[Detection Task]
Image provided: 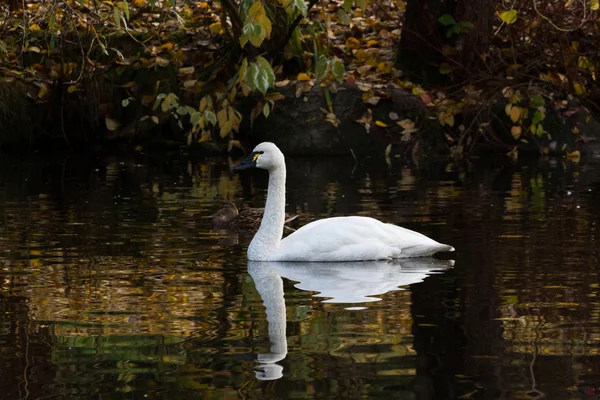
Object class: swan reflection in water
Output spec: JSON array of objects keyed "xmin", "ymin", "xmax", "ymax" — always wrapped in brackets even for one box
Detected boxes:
[{"xmin": 248, "ymin": 258, "xmax": 454, "ymax": 380}]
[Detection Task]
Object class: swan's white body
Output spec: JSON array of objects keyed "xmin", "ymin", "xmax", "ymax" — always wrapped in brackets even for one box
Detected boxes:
[{"xmin": 234, "ymin": 142, "xmax": 454, "ymax": 262}]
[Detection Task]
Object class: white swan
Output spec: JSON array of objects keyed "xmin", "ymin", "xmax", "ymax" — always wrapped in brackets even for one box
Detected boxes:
[{"xmin": 232, "ymin": 142, "xmax": 454, "ymax": 262}]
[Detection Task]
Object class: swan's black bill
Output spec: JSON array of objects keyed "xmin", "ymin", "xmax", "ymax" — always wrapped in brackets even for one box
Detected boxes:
[{"xmin": 231, "ymin": 151, "xmax": 260, "ymax": 171}]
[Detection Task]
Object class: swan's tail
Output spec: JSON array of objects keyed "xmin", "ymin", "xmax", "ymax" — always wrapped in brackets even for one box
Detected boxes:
[{"xmin": 400, "ymin": 243, "xmax": 455, "ymax": 257}]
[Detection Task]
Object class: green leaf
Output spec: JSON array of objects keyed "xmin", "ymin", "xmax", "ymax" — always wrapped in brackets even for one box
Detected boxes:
[
  {"xmin": 315, "ymin": 58, "xmax": 328, "ymax": 81},
  {"xmin": 113, "ymin": 7, "xmax": 121, "ymax": 30},
  {"xmin": 536, "ymin": 123, "xmax": 544, "ymax": 136},
  {"xmin": 530, "ymin": 94, "xmax": 545, "ymax": 108},
  {"xmin": 355, "ymin": 0, "xmax": 367, "ymax": 10},
  {"xmin": 263, "ymin": 103, "xmax": 270, "ymax": 118},
  {"xmin": 331, "ymin": 59, "xmax": 344, "ymax": 81},
  {"xmin": 294, "ymin": 0, "xmax": 308, "ymax": 16},
  {"xmin": 439, "ymin": 62, "xmax": 452, "ymax": 74},
  {"xmin": 255, "ymin": 67, "xmax": 271, "ymax": 94},
  {"xmin": 240, "ymin": 23, "xmax": 264, "ymax": 48},
  {"xmin": 190, "ymin": 112, "xmax": 201, "ymax": 126},
  {"xmin": 343, "ymin": 0, "xmax": 353, "ymax": 11},
  {"xmin": 439, "ymin": 14, "xmax": 456, "ymax": 26},
  {"xmin": 122, "ymin": 98, "xmax": 130, "ymax": 107},
  {"xmin": 123, "ymin": 0, "xmax": 130, "ymax": 20},
  {"xmin": 176, "ymin": 106, "xmax": 187, "ymax": 115},
  {"xmin": 205, "ymin": 110, "xmax": 217, "ymax": 125},
  {"xmin": 255, "ymin": 56, "xmax": 275, "ymax": 88},
  {"xmin": 247, "ymin": 62, "xmax": 260, "ymax": 91},
  {"xmin": 499, "ymin": 10, "xmax": 517, "ymax": 24}
]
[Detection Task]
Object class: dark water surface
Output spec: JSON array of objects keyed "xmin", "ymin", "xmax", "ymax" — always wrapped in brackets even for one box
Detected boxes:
[{"xmin": 0, "ymin": 151, "xmax": 599, "ymax": 399}]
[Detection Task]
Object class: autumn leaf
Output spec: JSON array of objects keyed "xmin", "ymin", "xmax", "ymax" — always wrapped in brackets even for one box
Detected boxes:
[
  {"xmin": 297, "ymin": 73, "xmax": 311, "ymax": 81},
  {"xmin": 375, "ymin": 120, "xmax": 388, "ymax": 127},
  {"xmin": 566, "ymin": 150, "xmax": 580, "ymax": 162},
  {"xmin": 209, "ymin": 22, "xmax": 222, "ymax": 34},
  {"xmin": 377, "ymin": 62, "xmax": 392, "ymax": 74},
  {"xmin": 511, "ymin": 125, "xmax": 522, "ymax": 139},
  {"xmin": 345, "ymin": 37, "xmax": 361, "ymax": 49},
  {"xmin": 439, "ymin": 63, "xmax": 452, "ymax": 74},
  {"xmin": 105, "ymin": 117, "xmax": 120, "ymax": 131},
  {"xmin": 499, "ymin": 9, "xmax": 517, "ymax": 24},
  {"xmin": 509, "ymin": 106, "xmax": 520, "ymax": 123}
]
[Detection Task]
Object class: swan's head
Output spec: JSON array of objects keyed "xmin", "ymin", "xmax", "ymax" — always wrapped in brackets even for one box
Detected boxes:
[{"xmin": 231, "ymin": 142, "xmax": 284, "ymax": 172}]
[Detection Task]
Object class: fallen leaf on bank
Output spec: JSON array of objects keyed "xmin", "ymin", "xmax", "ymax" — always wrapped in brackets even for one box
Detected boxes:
[{"xmin": 105, "ymin": 117, "xmax": 120, "ymax": 131}]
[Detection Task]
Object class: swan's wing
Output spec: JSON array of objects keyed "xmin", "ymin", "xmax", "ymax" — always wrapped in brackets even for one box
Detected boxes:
[{"xmin": 273, "ymin": 216, "xmax": 452, "ymax": 261}]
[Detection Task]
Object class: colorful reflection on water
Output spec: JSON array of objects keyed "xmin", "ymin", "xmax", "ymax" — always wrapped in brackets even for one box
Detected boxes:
[{"xmin": 0, "ymin": 151, "xmax": 599, "ymax": 399}]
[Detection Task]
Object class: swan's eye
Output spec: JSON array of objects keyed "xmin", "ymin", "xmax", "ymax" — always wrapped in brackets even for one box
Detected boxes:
[{"xmin": 252, "ymin": 151, "xmax": 263, "ymax": 162}]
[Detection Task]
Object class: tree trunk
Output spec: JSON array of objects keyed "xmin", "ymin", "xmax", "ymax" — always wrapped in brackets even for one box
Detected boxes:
[
  {"xmin": 397, "ymin": 0, "xmax": 497, "ymax": 83},
  {"xmin": 455, "ymin": 0, "xmax": 496, "ymax": 70}
]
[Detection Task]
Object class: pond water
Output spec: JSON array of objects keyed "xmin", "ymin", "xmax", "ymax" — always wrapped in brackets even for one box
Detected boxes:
[{"xmin": 0, "ymin": 150, "xmax": 599, "ymax": 399}]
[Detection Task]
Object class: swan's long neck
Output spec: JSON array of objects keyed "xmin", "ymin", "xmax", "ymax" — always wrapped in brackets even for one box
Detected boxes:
[{"xmin": 248, "ymin": 164, "xmax": 286, "ymax": 260}]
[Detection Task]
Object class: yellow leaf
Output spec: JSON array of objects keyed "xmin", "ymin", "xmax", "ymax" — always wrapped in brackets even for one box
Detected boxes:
[
  {"xmin": 354, "ymin": 49, "xmax": 368, "ymax": 62},
  {"xmin": 566, "ymin": 150, "xmax": 580, "ymax": 162},
  {"xmin": 367, "ymin": 39, "xmax": 379, "ymax": 47},
  {"xmin": 573, "ymin": 82, "xmax": 585, "ymax": 95},
  {"xmin": 179, "ymin": 66, "xmax": 195, "ymax": 75},
  {"xmin": 257, "ymin": 14, "xmax": 272, "ymax": 39},
  {"xmin": 505, "ymin": 103, "xmax": 512, "ymax": 116},
  {"xmin": 105, "ymin": 117, "xmax": 120, "ymax": 131},
  {"xmin": 37, "ymin": 84, "xmax": 50, "ymax": 100},
  {"xmin": 438, "ymin": 112, "xmax": 454, "ymax": 127},
  {"xmin": 29, "ymin": 24, "xmax": 41, "ymax": 32},
  {"xmin": 377, "ymin": 62, "xmax": 392, "ymax": 74},
  {"xmin": 220, "ymin": 120, "xmax": 233, "ymax": 138},
  {"xmin": 439, "ymin": 62, "xmax": 452, "ymax": 74},
  {"xmin": 591, "ymin": 0, "xmax": 599, "ymax": 10},
  {"xmin": 397, "ymin": 119, "xmax": 414, "ymax": 130},
  {"xmin": 209, "ymin": 22, "xmax": 222, "ymax": 34},
  {"xmin": 511, "ymin": 125, "xmax": 522, "ymax": 139},
  {"xmin": 297, "ymin": 73, "xmax": 311, "ymax": 81},
  {"xmin": 67, "ymin": 85, "xmax": 77, "ymax": 94},
  {"xmin": 498, "ymin": 9, "xmax": 517, "ymax": 24},
  {"xmin": 141, "ymin": 95, "xmax": 154, "ymax": 106},
  {"xmin": 345, "ymin": 37, "xmax": 361, "ymax": 50},
  {"xmin": 509, "ymin": 106, "xmax": 520, "ymax": 123},
  {"xmin": 217, "ymin": 108, "xmax": 228, "ymax": 127},
  {"xmin": 412, "ymin": 86, "xmax": 425, "ymax": 96},
  {"xmin": 375, "ymin": 120, "xmax": 388, "ymax": 127}
]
